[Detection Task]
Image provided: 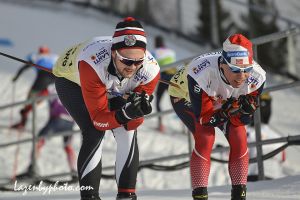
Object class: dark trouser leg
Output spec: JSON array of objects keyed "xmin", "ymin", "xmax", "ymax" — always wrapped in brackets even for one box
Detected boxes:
[
  {"xmin": 22, "ymin": 72, "xmax": 54, "ymax": 122},
  {"xmin": 155, "ymin": 73, "xmax": 173, "ymax": 129},
  {"xmin": 113, "ymin": 127, "xmax": 139, "ymax": 199},
  {"xmin": 55, "ymin": 77, "xmax": 104, "ymax": 199},
  {"xmin": 170, "ymin": 96, "xmax": 196, "ymax": 133},
  {"xmin": 155, "ymin": 82, "xmax": 166, "ymax": 127}
]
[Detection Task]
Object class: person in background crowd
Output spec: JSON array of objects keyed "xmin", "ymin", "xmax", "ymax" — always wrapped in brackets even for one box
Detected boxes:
[
  {"xmin": 17, "ymin": 84, "xmax": 76, "ymax": 181},
  {"xmin": 11, "ymin": 46, "xmax": 58, "ymax": 129},
  {"xmin": 152, "ymin": 35, "xmax": 176, "ymax": 132}
]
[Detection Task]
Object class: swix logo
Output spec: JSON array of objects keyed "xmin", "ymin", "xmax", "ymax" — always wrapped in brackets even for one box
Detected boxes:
[
  {"xmin": 209, "ymin": 116, "xmax": 216, "ymax": 124},
  {"xmin": 93, "ymin": 121, "xmax": 109, "ymax": 128},
  {"xmin": 193, "ymin": 84, "xmax": 201, "ymax": 94}
]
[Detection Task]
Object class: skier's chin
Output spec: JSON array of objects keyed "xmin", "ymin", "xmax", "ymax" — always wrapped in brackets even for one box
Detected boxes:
[
  {"xmin": 231, "ymin": 80, "xmax": 244, "ymax": 88},
  {"xmin": 121, "ymin": 70, "xmax": 135, "ymax": 78}
]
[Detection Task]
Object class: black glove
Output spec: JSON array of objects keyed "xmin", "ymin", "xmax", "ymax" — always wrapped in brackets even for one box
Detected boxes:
[
  {"xmin": 238, "ymin": 95, "xmax": 259, "ymax": 115},
  {"xmin": 109, "ymin": 96, "xmax": 127, "ymax": 111},
  {"xmin": 220, "ymin": 97, "xmax": 240, "ymax": 118},
  {"xmin": 140, "ymin": 91, "xmax": 153, "ymax": 115},
  {"xmin": 115, "ymin": 92, "xmax": 144, "ymax": 125},
  {"xmin": 204, "ymin": 97, "xmax": 239, "ymax": 126}
]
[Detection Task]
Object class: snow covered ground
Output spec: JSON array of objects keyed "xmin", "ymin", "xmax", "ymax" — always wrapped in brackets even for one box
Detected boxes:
[
  {"xmin": 0, "ymin": 0, "xmax": 300, "ymax": 199},
  {"xmin": 1, "ymin": 175, "xmax": 300, "ymax": 200}
]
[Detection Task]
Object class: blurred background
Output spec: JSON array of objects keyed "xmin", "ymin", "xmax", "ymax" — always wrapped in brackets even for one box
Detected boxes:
[{"xmin": 0, "ymin": 0, "xmax": 300, "ymax": 197}]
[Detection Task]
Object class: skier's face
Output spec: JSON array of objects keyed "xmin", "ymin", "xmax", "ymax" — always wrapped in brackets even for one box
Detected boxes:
[
  {"xmin": 112, "ymin": 49, "xmax": 145, "ymax": 78},
  {"xmin": 221, "ymin": 63, "xmax": 251, "ymax": 88}
]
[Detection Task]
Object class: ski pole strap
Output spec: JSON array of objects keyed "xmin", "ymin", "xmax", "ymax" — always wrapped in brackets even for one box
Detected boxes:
[{"xmin": 0, "ymin": 51, "xmax": 52, "ymax": 73}]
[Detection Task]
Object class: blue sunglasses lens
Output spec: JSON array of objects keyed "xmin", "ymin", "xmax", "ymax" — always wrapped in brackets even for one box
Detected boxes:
[
  {"xmin": 229, "ymin": 65, "xmax": 253, "ymax": 73},
  {"xmin": 223, "ymin": 56, "xmax": 253, "ymax": 73}
]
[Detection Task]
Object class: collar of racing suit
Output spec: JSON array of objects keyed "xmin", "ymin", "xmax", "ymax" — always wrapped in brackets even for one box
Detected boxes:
[
  {"xmin": 108, "ymin": 57, "xmax": 123, "ymax": 81},
  {"xmin": 218, "ymin": 56, "xmax": 230, "ymax": 85}
]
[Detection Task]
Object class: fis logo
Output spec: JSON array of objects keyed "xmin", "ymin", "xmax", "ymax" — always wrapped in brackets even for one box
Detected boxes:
[
  {"xmin": 193, "ymin": 59, "xmax": 210, "ymax": 74},
  {"xmin": 134, "ymin": 72, "xmax": 148, "ymax": 83},
  {"xmin": 246, "ymin": 76, "xmax": 259, "ymax": 86}
]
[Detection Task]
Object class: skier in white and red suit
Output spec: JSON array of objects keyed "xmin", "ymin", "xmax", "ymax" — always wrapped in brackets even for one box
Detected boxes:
[
  {"xmin": 53, "ymin": 17, "xmax": 160, "ymax": 200},
  {"xmin": 168, "ymin": 34, "xmax": 266, "ymax": 200}
]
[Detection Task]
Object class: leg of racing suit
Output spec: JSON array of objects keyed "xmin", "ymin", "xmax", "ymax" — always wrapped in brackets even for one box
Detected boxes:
[{"xmin": 55, "ymin": 77, "xmax": 104, "ymax": 199}]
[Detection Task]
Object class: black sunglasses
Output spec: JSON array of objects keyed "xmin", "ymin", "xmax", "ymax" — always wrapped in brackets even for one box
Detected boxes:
[{"xmin": 116, "ymin": 50, "xmax": 145, "ymax": 66}]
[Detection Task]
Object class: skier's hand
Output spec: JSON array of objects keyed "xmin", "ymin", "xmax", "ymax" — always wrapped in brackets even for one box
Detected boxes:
[
  {"xmin": 203, "ymin": 98, "xmax": 239, "ymax": 126},
  {"xmin": 140, "ymin": 91, "xmax": 153, "ymax": 115},
  {"xmin": 115, "ymin": 92, "xmax": 144, "ymax": 124},
  {"xmin": 109, "ymin": 96, "xmax": 126, "ymax": 111},
  {"xmin": 238, "ymin": 95, "xmax": 259, "ymax": 115},
  {"xmin": 220, "ymin": 97, "xmax": 240, "ymax": 118}
]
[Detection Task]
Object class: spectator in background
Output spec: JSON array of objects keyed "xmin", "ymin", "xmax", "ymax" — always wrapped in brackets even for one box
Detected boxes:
[
  {"xmin": 152, "ymin": 35, "xmax": 176, "ymax": 132},
  {"xmin": 17, "ymin": 84, "xmax": 76, "ymax": 180},
  {"xmin": 11, "ymin": 46, "xmax": 58, "ymax": 129}
]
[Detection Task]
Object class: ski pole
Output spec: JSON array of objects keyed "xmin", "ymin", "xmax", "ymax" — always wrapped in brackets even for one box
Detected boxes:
[
  {"xmin": 11, "ymin": 129, "xmax": 22, "ymax": 181},
  {"xmin": 0, "ymin": 51, "xmax": 180, "ymax": 88},
  {"xmin": 10, "ymin": 82, "xmax": 21, "ymax": 181},
  {"xmin": 0, "ymin": 51, "xmax": 52, "ymax": 73},
  {"xmin": 9, "ymin": 83, "xmax": 16, "ymax": 129},
  {"xmin": 158, "ymin": 79, "xmax": 180, "ymax": 89}
]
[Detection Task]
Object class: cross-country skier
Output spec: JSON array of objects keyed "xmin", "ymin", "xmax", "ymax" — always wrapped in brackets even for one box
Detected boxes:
[
  {"xmin": 152, "ymin": 35, "xmax": 176, "ymax": 132},
  {"xmin": 11, "ymin": 46, "xmax": 58, "ymax": 129},
  {"xmin": 168, "ymin": 34, "xmax": 266, "ymax": 200},
  {"xmin": 53, "ymin": 17, "xmax": 160, "ymax": 200},
  {"xmin": 17, "ymin": 84, "xmax": 76, "ymax": 180}
]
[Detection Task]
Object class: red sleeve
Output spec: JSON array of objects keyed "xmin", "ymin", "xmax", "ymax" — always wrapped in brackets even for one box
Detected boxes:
[
  {"xmin": 133, "ymin": 73, "xmax": 160, "ymax": 95},
  {"xmin": 198, "ymin": 91, "xmax": 217, "ymax": 124},
  {"xmin": 79, "ymin": 61, "xmax": 121, "ymax": 131}
]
